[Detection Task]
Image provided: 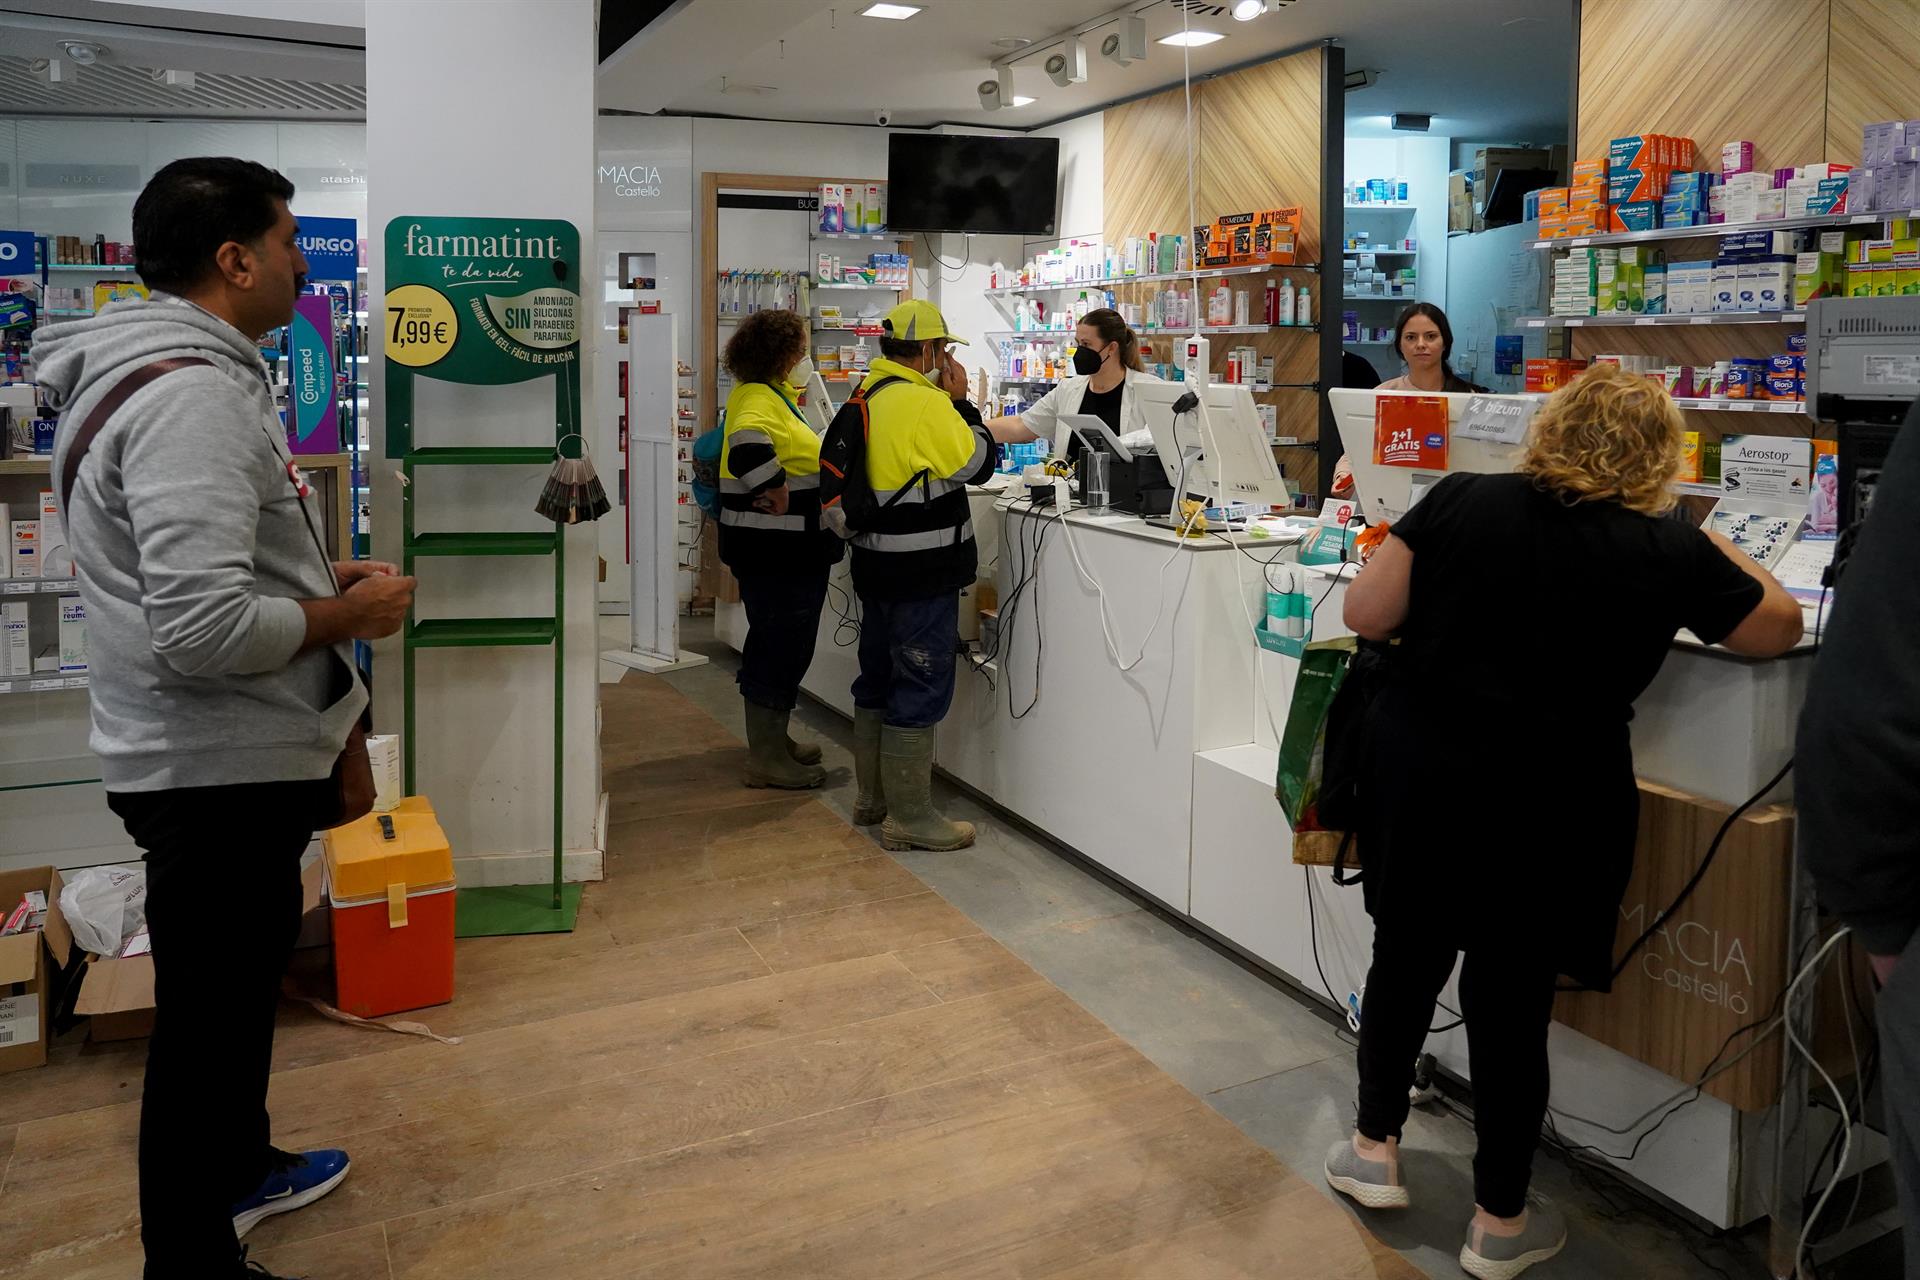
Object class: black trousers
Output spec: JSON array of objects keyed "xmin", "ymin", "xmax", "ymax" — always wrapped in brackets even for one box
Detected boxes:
[
  {"xmin": 736, "ymin": 567, "xmax": 830, "ymax": 712},
  {"xmin": 1353, "ymin": 926, "xmax": 1559, "ymax": 1218},
  {"xmin": 108, "ymin": 777, "xmax": 328, "ymax": 1277}
]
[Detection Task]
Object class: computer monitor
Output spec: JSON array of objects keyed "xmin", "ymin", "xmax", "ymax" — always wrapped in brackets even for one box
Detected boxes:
[
  {"xmin": 1136, "ymin": 380, "xmax": 1291, "ymax": 511},
  {"xmin": 1327, "ymin": 388, "xmax": 1538, "ymax": 524}
]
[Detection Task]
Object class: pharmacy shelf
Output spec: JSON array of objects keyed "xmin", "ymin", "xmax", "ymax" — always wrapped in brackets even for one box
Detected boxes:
[
  {"xmin": 0, "ymin": 673, "xmax": 87, "ymax": 696},
  {"xmin": 1672, "ymin": 398, "xmax": 1807, "ymax": 414},
  {"xmin": 1676, "ymin": 482, "xmax": 1724, "ymax": 498},
  {"xmin": 43, "ymin": 263, "xmax": 137, "ymax": 272},
  {"xmin": 811, "ymin": 231, "xmax": 904, "ymax": 242},
  {"xmin": 815, "ymin": 326, "xmax": 884, "ymax": 335},
  {"xmin": 1343, "ymin": 248, "xmax": 1417, "ymax": 256},
  {"xmin": 814, "ymin": 281, "xmax": 905, "ymax": 290},
  {"xmin": 1346, "ymin": 204, "xmax": 1418, "ymax": 212},
  {"xmin": 0, "ymin": 459, "xmax": 51, "ymax": 476},
  {"xmin": 982, "ymin": 324, "xmax": 1318, "ymax": 339},
  {"xmin": 1521, "ymin": 312, "xmax": 1806, "ymax": 328},
  {"xmin": 1343, "ymin": 294, "xmax": 1414, "ymax": 302},
  {"xmin": 1, "ymin": 579, "xmax": 81, "ymax": 596},
  {"xmin": 1530, "ymin": 207, "xmax": 1920, "ymax": 251},
  {"xmin": 43, "ymin": 308, "xmax": 94, "ymax": 316},
  {"xmin": 984, "ymin": 261, "xmax": 1319, "ymax": 298}
]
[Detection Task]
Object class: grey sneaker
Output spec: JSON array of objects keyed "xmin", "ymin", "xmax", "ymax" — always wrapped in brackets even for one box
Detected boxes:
[
  {"xmin": 1460, "ymin": 1195, "xmax": 1567, "ymax": 1280},
  {"xmin": 1324, "ymin": 1135, "xmax": 1409, "ymax": 1209}
]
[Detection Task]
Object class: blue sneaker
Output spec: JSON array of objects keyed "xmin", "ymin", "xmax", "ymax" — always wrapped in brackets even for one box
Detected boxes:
[{"xmin": 232, "ymin": 1147, "xmax": 350, "ymax": 1239}]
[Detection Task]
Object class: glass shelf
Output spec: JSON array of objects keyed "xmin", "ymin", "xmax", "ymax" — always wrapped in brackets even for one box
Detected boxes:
[
  {"xmin": 984, "ymin": 261, "xmax": 1319, "ymax": 298},
  {"xmin": 1522, "ymin": 312, "xmax": 1806, "ymax": 328},
  {"xmin": 0, "ymin": 752, "xmax": 102, "ymax": 792},
  {"xmin": 1530, "ymin": 207, "xmax": 1920, "ymax": 252}
]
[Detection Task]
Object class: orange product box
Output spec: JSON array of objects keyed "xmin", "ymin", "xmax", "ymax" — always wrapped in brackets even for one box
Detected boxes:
[
  {"xmin": 1537, "ymin": 187, "xmax": 1570, "ymax": 216},
  {"xmin": 1214, "ymin": 211, "xmax": 1260, "ymax": 264},
  {"xmin": 1525, "ymin": 358, "xmax": 1590, "ymax": 394},
  {"xmin": 1538, "ymin": 212, "xmax": 1571, "ymax": 238},
  {"xmin": 1608, "ymin": 165, "xmax": 1672, "ymax": 204},
  {"xmin": 324, "ymin": 797, "xmax": 456, "ymax": 1018},
  {"xmin": 1255, "ymin": 206, "xmax": 1301, "ymax": 264},
  {"xmin": 1572, "ymin": 158, "xmax": 1606, "ymax": 182}
]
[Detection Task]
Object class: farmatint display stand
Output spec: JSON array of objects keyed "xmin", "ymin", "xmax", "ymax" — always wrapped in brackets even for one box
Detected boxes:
[{"xmin": 383, "ymin": 215, "xmax": 582, "ymax": 936}]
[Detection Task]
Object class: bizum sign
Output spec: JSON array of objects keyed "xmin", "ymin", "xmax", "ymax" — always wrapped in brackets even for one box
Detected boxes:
[{"xmin": 599, "ymin": 163, "xmax": 664, "ymax": 199}]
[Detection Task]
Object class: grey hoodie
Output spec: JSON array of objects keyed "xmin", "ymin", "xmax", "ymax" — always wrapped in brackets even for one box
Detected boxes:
[{"xmin": 36, "ymin": 294, "xmax": 366, "ymax": 792}]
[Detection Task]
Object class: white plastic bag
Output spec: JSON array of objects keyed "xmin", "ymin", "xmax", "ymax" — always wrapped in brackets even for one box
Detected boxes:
[{"xmin": 59, "ymin": 864, "xmax": 146, "ymax": 957}]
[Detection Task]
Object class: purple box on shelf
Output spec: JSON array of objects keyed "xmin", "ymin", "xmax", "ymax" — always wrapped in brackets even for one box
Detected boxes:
[{"xmin": 1773, "ymin": 167, "xmax": 1797, "ymax": 189}]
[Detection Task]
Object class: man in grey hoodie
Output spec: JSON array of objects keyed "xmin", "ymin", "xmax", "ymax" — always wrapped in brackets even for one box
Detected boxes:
[{"xmin": 37, "ymin": 157, "xmax": 414, "ymax": 1280}]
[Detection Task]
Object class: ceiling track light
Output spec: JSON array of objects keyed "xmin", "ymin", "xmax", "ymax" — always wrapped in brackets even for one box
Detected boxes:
[
  {"xmin": 60, "ymin": 40, "xmax": 105, "ymax": 65},
  {"xmin": 152, "ymin": 68, "xmax": 196, "ymax": 89},
  {"xmin": 1101, "ymin": 15, "xmax": 1147, "ymax": 67},
  {"xmin": 977, "ymin": 63, "xmax": 1013, "ymax": 111},
  {"xmin": 29, "ymin": 58, "xmax": 73, "ymax": 85},
  {"xmin": 1044, "ymin": 34, "xmax": 1088, "ymax": 88}
]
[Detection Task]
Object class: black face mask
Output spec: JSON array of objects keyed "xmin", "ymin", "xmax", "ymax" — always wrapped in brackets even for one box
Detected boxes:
[{"xmin": 1072, "ymin": 342, "xmax": 1107, "ymax": 376}]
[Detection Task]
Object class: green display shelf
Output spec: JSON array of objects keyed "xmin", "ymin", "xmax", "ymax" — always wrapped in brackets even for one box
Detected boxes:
[
  {"xmin": 406, "ymin": 617, "xmax": 558, "ymax": 647},
  {"xmin": 406, "ymin": 531, "xmax": 560, "ymax": 557},
  {"xmin": 406, "ymin": 445, "xmax": 554, "ymax": 466}
]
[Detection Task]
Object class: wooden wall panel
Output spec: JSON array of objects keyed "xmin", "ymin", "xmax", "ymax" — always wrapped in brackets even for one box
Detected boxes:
[
  {"xmin": 1826, "ymin": 0, "xmax": 1920, "ymax": 164},
  {"xmin": 1197, "ymin": 48, "xmax": 1323, "ymax": 262},
  {"xmin": 1101, "ymin": 88, "xmax": 1200, "ymax": 243},
  {"xmin": 1577, "ymin": 0, "xmax": 1827, "ymax": 171}
]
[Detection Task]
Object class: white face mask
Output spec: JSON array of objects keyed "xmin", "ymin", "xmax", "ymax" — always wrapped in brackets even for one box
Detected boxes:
[{"xmin": 787, "ymin": 356, "xmax": 814, "ymax": 386}]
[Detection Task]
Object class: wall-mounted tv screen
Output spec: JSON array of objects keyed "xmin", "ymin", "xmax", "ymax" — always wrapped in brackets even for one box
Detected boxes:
[{"xmin": 886, "ymin": 134, "xmax": 1059, "ymax": 237}]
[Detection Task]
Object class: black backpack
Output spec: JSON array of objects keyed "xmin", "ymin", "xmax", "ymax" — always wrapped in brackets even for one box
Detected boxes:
[{"xmin": 818, "ymin": 375, "xmax": 921, "ymax": 539}]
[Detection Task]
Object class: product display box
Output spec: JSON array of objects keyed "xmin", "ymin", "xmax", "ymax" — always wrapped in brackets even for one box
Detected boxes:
[
  {"xmin": 0, "ymin": 867, "xmax": 70, "ymax": 1073},
  {"xmin": 1721, "ymin": 435, "xmax": 1812, "ymax": 500}
]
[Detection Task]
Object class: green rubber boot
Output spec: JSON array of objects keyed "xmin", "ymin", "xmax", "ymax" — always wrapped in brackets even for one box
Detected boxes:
[
  {"xmin": 742, "ymin": 702, "xmax": 826, "ymax": 790},
  {"xmin": 878, "ymin": 725, "xmax": 974, "ymax": 852},
  {"xmin": 787, "ymin": 733, "xmax": 824, "ymax": 766},
  {"xmin": 851, "ymin": 708, "xmax": 887, "ymax": 826}
]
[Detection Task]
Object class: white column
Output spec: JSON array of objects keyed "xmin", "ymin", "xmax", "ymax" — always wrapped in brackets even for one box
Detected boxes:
[{"xmin": 365, "ymin": 0, "xmax": 602, "ymax": 880}]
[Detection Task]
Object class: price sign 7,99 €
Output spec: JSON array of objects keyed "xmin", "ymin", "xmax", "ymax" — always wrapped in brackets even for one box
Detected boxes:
[{"xmin": 383, "ymin": 284, "xmax": 458, "ymax": 368}]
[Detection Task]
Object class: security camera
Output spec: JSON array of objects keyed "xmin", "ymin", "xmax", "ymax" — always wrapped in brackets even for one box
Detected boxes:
[
  {"xmin": 875, "ymin": 108, "xmax": 894, "ymax": 126},
  {"xmin": 1045, "ymin": 35, "xmax": 1088, "ymax": 88}
]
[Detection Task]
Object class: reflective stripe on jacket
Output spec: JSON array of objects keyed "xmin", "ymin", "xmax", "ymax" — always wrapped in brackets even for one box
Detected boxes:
[{"xmin": 718, "ymin": 380, "xmax": 842, "ymax": 575}]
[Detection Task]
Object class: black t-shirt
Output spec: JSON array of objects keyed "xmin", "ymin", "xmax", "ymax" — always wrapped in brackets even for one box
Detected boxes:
[
  {"xmin": 1065, "ymin": 379, "xmax": 1125, "ymax": 463},
  {"xmin": 1388, "ymin": 472, "xmax": 1766, "ymax": 724}
]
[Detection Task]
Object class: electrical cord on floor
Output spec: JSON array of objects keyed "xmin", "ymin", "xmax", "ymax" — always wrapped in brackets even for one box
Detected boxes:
[
  {"xmin": 1301, "ymin": 863, "xmax": 1461, "ymax": 1037},
  {"xmin": 1010, "ymin": 504, "xmax": 1058, "ymax": 719}
]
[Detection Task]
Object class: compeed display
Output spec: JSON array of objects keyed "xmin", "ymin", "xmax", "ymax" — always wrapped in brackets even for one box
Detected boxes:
[{"xmin": 886, "ymin": 134, "xmax": 1059, "ymax": 236}]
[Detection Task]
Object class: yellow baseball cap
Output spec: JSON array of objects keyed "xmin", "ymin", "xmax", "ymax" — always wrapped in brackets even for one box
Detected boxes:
[{"xmin": 881, "ymin": 298, "xmax": 969, "ymax": 346}]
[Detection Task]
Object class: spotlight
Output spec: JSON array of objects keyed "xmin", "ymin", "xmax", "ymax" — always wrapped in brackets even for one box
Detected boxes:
[
  {"xmin": 1390, "ymin": 113, "xmax": 1432, "ymax": 132},
  {"xmin": 977, "ymin": 64, "xmax": 1013, "ymax": 111},
  {"xmin": 1044, "ymin": 35, "xmax": 1087, "ymax": 88},
  {"xmin": 1232, "ymin": 0, "xmax": 1269, "ymax": 18},
  {"xmin": 1100, "ymin": 15, "xmax": 1147, "ymax": 67},
  {"xmin": 152, "ymin": 68, "xmax": 197, "ymax": 89},
  {"xmin": 60, "ymin": 41, "xmax": 105, "ymax": 64}
]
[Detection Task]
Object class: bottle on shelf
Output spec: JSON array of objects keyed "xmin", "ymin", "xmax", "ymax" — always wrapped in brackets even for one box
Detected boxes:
[
  {"xmin": 1295, "ymin": 285, "xmax": 1313, "ymax": 327},
  {"xmin": 1264, "ymin": 279, "xmax": 1280, "ymax": 326},
  {"xmin": 1277, "ymin": 277, "xmax": 1296, "ymax": 327}
]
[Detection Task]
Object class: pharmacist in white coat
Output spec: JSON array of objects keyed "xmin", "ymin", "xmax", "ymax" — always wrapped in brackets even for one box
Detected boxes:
[{"xmin": 987, "ymin": 309, "xmax": 1164, "ymax": 456}]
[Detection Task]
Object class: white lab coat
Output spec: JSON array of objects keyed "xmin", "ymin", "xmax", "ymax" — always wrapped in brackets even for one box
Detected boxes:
[{"xmin": 1018, "ymin": 368, "xmax": 1167, "ymax": 454}]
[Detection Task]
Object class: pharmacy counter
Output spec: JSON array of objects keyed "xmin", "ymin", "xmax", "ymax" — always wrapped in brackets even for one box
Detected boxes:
[{"xmin": 719, "ymin": 511, "xmax": 1823, "ymax": 1230}]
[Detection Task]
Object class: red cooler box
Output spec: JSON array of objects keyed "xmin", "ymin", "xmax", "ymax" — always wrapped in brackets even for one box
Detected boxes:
[{"xmin": 323, "ymin": 797, "xmax": 455, "ymax": 1017}]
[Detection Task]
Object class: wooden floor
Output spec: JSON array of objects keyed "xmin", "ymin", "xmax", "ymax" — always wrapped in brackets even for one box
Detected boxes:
[{"xmin": 0, "ymin": 676, "xmax": 1420, "ymax": 1280}]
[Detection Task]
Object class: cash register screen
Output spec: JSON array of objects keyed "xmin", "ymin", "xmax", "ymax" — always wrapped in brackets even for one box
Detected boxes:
[{"xmin": 1327, "ymin": 388, "xmax": 1536, "ymax": 524}]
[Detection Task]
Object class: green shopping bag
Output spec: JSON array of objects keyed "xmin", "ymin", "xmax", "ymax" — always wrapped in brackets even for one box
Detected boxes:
[{"xmin": 1275, "ymin": 637, "xmax": 1360, "ymax": 870}]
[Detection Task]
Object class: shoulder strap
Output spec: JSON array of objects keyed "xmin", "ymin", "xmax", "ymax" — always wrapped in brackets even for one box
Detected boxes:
[
  {"xmin": 852, "ymin": 374, "xmax": 905, "ymax": 403},
  {"xmin": 59, "ymin": 357, "xmax": 215, "ymax": 511}
]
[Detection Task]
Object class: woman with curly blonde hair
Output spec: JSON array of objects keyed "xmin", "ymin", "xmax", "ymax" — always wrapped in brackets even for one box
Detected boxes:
[{"xmin": 1322, "ymin": 361, "xmax": 1802, "ymax": 1278}]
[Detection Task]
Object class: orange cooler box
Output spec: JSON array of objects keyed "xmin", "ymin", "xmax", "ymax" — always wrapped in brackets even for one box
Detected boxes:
[{"xmin": 323, "ymin": 797, "xmax": 455, "ymax": 1018}]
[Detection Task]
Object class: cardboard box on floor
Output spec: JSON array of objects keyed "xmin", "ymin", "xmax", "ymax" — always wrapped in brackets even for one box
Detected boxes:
[{"xmin": 0, "ymin": 866, "xmax": 73, "ymax": 1073}]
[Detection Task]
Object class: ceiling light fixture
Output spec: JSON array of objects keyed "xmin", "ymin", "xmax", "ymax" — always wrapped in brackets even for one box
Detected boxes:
[
  {"xmin": 991, "ymin": 36, "xmax": 1033, "ymax": 51},
  {"xmin": 860, "ymin": 3, "xmax": 922, "ymax": 17},
  {"xmin": 1157, "ymin": 30, "xmax": 1225, "ymax": 47},
  {"xmin": 1101, "ymin": 15, "xmax": 1147, "ymax": 67},
  {"xmin": 60, "ymin": 40, "xmax": 105, "ymax": 64},
  {"xmin": 1390, "ymin": 112, "xmax": 1432, "ymax": 132},
  {"xmin": 1044, "ymin": 34, "xmax": 1088, "ymax": 87},
  {"xmin": 1231, "ymin": 0, "xmax": 1271, "ymax": 18},
  {"xmin": 1011, "ymin": 95, "xmax": 1036, "ymax": 107},
  {"xmin": 152, "ymin": 68, "xmax": 196, "ymax": 89},
  {"xmin": 977, "ymin": 63, "xmax": 1012, "ymax": 111},
  {"xmin": 29, "ymin": 57, "xmax": 73, "ymax": 84}
]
